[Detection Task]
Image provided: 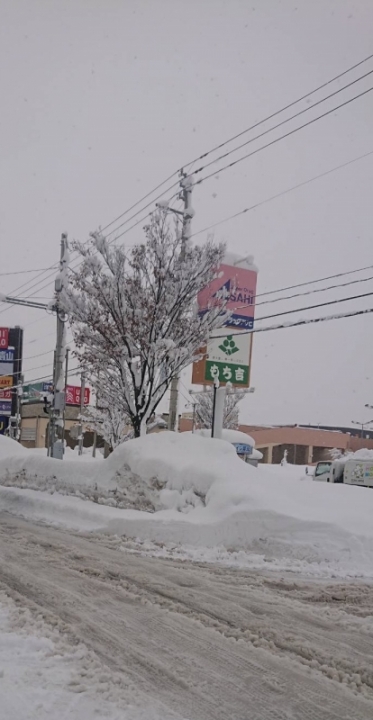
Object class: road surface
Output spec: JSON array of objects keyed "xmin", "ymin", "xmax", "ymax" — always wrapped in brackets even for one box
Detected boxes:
[{"xmin": 1, "ymin": 513, "xmax": 373, "ymax": 719}]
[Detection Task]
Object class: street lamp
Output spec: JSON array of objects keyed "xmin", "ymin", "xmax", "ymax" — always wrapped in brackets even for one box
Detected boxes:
[{"xmin": 351, "ymin": 419, "xmax": 373, "ymax": 438}]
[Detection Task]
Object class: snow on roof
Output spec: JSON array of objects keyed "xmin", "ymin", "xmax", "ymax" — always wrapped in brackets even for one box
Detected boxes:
[
  {"xmin": 194, "ymin": 428, "xmax": 255, "ymax": 447},
  {"xmin": 248, "ymin": 448, "xmax": 263, "ymax": 460},
  {"xmin": 351, "ymin": 448, "xmax": 373, "ymax": 460},
  {"xmin": 223, "ymin": 251, "xmax": 258, "ymax": 273}
]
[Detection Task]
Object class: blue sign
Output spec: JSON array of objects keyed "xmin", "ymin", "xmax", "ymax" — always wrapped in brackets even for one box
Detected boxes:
[
  {"xmin": 199, "ymin": 309, "xmax": 254, "ymax": 330},
  {"xmin": 0, "ymin": 349, "xmax": 14, "ymax": 363},
  {"xmin": 233, "ymin": 443, "xmax": 253, "ymax": 455},
  {"xmin": 0, "ymin": 415, "xmax": 9, "ymax": 435},
  {"xmin": 0, "ymin": 401, "xmax": 11, "ymax": 415},
  {"xmin": 43, "ymin": 382, "xmax": 53, "ymax": 393}
]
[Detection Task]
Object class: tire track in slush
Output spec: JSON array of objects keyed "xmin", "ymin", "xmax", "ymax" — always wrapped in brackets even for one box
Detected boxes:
[{"xmin": 1, "ymin": 514, "xmax": 373, "ymax": 720}]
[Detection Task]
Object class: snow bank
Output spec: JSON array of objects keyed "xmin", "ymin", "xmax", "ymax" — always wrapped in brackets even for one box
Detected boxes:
[
  {"xmin": 0, "ymin": 436, "xmax": 159, "ymax": 511},
  {"xmin": 3, "ymin": 433, "xmax": 373, "ymax": 578},
  {"xmin": 0, "ymin": 436, "xmax": 26, "ymax": 459},
  {"xmin": 107, "ymin": 431, "xmax": 238, "ymax": 496}
]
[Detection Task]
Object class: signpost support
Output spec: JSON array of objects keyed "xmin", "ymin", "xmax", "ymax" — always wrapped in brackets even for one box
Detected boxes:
[
  {"xmin": 78, "ymin": 372, "xmax": 86, "ymax": 456},
  {"xmin": 212, "ymin": 382, "xmax": 226, "ymax": 439}
]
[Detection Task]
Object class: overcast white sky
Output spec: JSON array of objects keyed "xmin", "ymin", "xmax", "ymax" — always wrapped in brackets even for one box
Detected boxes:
[{"xmin": 1, "ymin": 0, "xmax": 373, "ymax": 428}]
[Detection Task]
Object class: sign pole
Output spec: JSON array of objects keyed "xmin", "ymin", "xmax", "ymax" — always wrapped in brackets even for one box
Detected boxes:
[
  {"xmin": 211, "ymin": 377, "xmax": 219, "ymax": 438},
  {"xmin": 78, "ymin": 372, "xmax": 86, "ymax": 456}
]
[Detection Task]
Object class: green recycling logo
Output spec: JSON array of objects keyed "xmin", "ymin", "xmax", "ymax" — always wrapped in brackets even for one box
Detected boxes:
[{"xmin": 218, "ymin": 335, "xmax": 239, "ymax": 356}]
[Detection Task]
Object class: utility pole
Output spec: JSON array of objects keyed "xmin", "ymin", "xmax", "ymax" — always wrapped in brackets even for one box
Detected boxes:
[
  {"xmin": 0, "ymin": 235, "xmax": 69, "ymax": 457},
  {"xmin": 168, "ymin": 171, "xmax": 194, "ymax": 431},
  {"xmin": 49, "ymin": 233, "xmax": 68, "ymax": 459},
  {"xmin": 78, "ymin": 371, "xmax": 86, "ymax": 455}
]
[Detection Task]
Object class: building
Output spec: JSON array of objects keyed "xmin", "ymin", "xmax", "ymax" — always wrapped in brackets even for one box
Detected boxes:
[
  {"xmin": 20, "ymin": 406, "xmax": 168, "ymax": 450},
  {"xmin": 20, "ymin": 402, "xmax": 100, "ymax": 450},
  {"xmin": 178, "ymin": 416, "xmax": 373, "ymax": 464}
]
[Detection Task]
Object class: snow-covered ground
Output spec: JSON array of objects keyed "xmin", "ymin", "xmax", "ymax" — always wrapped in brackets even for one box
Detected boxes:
[
  {"xmin": 0, "ymin": 590, "xmax": 176, "ymax": 720},
  {"xmin": 1, "ymin": 433, "xmax": 373, "ymax": 578},
  {"xmin": 2, "ymin": 434, "xmax": 373, "ymax": 718}
]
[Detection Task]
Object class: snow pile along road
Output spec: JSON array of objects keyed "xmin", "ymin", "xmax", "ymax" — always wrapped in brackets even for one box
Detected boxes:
[
  {"xmin": 2, "ymin": 433, "xmax": 373, "ymax": 577},
  {"xmin": 0, "ymin": 436, "xmax": 160, "ymax": 511}
]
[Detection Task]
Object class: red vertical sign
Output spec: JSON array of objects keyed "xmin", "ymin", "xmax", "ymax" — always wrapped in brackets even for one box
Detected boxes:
[
  {"xmin": 65, "ymin": 385, "xmax": 90, "ymax": 406},
  {"xmin": 0, "ymin": 328, "xmax": 9, "ymax": 349}
]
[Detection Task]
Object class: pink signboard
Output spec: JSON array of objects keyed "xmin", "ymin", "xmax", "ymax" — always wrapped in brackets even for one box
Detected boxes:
[
  {"xmin": 198, "ymin": 264, "xmax": 258, "ymax": 329},
  {"xmin": 65, "ymin": 385, "xmax": 90, "ymax": 406}
]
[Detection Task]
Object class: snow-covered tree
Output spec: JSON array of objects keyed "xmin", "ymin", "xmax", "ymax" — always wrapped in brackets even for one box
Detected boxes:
[
  {"xmin": 62, "ymin": 210, "xmax": 227, "ymax": 437},
  {"xmin": 194, "ymin": 387, "xmax": 246, "ymax": 430},
  {"xmin": 82, "ymin": 397, "xmax": 132, "ymax": 450}
]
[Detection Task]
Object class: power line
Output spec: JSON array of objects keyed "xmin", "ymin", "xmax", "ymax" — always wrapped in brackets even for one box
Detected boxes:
[
  {"xmin": 93, "ymin": 53, "xmax": 373, "ymax": 245},
  {"xmin": 6, "ymin": 307, "xmax": 371, "ymax": 392},
  {"xmin": 20, "ymin": 145, "xmax": 372, "ymax": 300},
  {"xmin": 10, "ymin": 273, "xmax": 373, "ymax": 365},
  {"xmin": 4, "ymin": 366, "xmax": 81, "ymax": 393},
  {"xmin": 4, "ymin": 55, "xmax": 373, "ymax": 307},
  {"xmin": 182, "ymin": 52, "xmax": 373, "ymax": 170},
  {"xmin": 96, "ymin": 72, "xmax": 373, "ymax": 245},
  {"xmin": 0, "ymin": 267, "xmax": 51, "ymax": 277},
  {"xmin": 100, "ymin": 170, "xmax": 180, "ymax": 234},
  {"xmin": 257, "ymin": 263, "xmax": 373, "ymax": 299},
  {"xmin": 212, "ymin": 301, "xmax": 373, "ymax": 339},
  {"xmin": 253, "ymin": 306, "xmax": 373, "ymax": 335},
  {"xmin": 191, "ymin": 86, "xmax": 373, "ymax": 191},
  {"xmin": 255, "ymin": 274, "xmax": 373, "ymax": 308},
  {"xmin": 191, "ymin": 149, "xmax": 373, "ymax": 239},
  {"xmin": 256, "ymin": 290, "xmax": 373, "ymax": 323},
  {"xmin": 189, "ymin": 69, "xmax": 373, "ymax": 181}
]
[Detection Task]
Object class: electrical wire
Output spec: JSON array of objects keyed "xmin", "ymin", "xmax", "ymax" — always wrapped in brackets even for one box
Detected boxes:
[
  {"xmin": 191, "ymin": 86, "xmax": 373, "ymax": 191},
  {"xmin": 181, "ymin": 52, "xmax": 373, "ymax": 171},
  {"xmin": 99, "ymin": 170, "xmax": 180, "ymax": 234},
  {"xmin": 257, "ymin": 263, "xmax": 373, "ymax": 298},
  {"xmin": 7, "ymin": 270, "xmax": 372, "ymax": 369},
  {"xmin": 4, "ymin": 303, "xmax": 372, "ymax": 393},
  {"xmin": 191, "ymin": 149, "xmax": 373, "ymax": 239},
  {"xmin": 5, "ymin": 65, "xmax": 373, "ymax": 306},
  {"xmin": 255, "ymin": 289, "xmax": 373, "ymax": 322},
  {"xmin": 255, "ymin": 274, "xmax": 373, "ymax": 307},
  {"xmin": 188, "ymin": 69, "xmax": 373, "ymax": 181},
  {"xmin": 0, "ymin": 267, "xmax": 51, "ymax": 277},
  {"xmin": 251, "ymin": 306, "xmax": 373, "ymax": 335},
  {"xmin": 4, "ymin": 366, "xmax": 81, "ymax": 393},
  {"xmin": 4, "ymin": 55, "xmax": 373, "ymax": 307},
  {"xmin": 86, "ymin": 52, "xmax": 373, "ymax": 246},
  {"xmin": 96, "ymin": 72, "xmax": 373, "ymax": 244}
]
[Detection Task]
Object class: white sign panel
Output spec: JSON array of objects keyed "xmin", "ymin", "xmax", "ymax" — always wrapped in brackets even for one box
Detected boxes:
[{"xmin": 206, "ymin": 329, "xmax": 250, "ymax": 366}]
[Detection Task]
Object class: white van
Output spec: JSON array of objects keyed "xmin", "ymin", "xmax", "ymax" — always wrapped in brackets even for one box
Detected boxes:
[
  {"xmin": 343, "ymin": 459, "xmax": 373, "ymax": 487},
  {"xmin": 313, "ymin": 458, "xmax": 373, "ymax": 487},
  {"xmin": 313, "ymin": 460, "xmax": 344, "ymax": 483}
]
